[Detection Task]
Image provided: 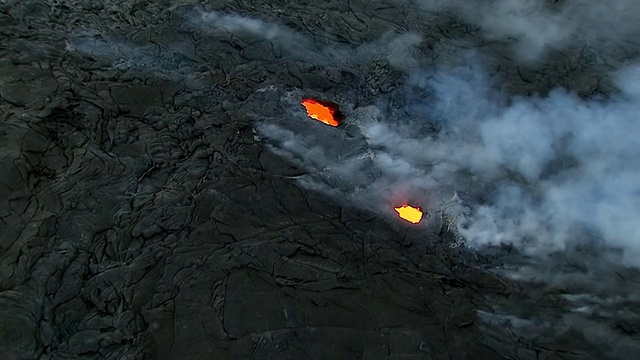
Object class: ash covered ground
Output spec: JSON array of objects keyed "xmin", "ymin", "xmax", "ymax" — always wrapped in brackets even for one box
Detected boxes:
[{"xmin": 1, "ymin": 0, "xmax": 640, "ymax": 359}]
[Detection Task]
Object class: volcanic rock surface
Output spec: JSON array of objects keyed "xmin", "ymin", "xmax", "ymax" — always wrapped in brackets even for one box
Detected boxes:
[{"xmin": 1, "ymin": 1, "xmax": 639, "ymax": 359}]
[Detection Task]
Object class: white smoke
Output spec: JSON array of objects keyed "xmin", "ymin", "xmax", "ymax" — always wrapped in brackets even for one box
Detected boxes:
[
  {"xmin": 437, "ymin": 64, "xmax": 640, "ymax": 264},
  {"xmin": 409, "ymin": 0, "xmax": 640, "ymax": 63},
  {"xmin": 188, "ymin": 8, "xmax": 423, "ymax": 70},
  {"xmin": 196, "ymin": 9, "xmax": 306, "ymax": 44},
  {"xmin": 258, "ymin": 62, "xmax": 640, "ymax": 267},
  {"xmin": 187, "ymin": 4, "xmax": 640, "ymax": 356},
  {"xmin": 184, "ymin": 6, "xmax": 640, "ymax": 266}
]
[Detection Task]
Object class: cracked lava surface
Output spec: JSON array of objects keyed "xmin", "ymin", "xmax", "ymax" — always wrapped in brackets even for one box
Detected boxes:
[{"xmin": 1, "ymin": 1, "xmax": 639, "ymax": 359}]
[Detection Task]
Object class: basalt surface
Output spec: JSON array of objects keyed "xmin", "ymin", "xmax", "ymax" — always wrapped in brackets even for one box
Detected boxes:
[{"xmin": 0, "ymin": 1, "xmax": 638, "ymax": 359}]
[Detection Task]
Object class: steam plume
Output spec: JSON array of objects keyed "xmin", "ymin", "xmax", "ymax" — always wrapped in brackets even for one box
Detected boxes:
[
  {"xmin": 189, "ymin": 8, "xmax": 423, "ymax": 70},
  {"xmin": 409, "ymin": 0, "xmax": 640, "ymax": 63},
  {"xmin": 188, "ymin": 7, "xmax": 640, "ymax": 267},
  {"xmin": 259, "ymin": 62, "xmax": 640, "ymax": 267}
]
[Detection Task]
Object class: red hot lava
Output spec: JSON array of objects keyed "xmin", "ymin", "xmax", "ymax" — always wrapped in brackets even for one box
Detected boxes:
[
  {"xmin": 394, "ymin": 204, "xmax": 424, "ymax": 224},
  {"xmin": 301, "ymin": 98, "xmax": 342, "ymax": 127}
]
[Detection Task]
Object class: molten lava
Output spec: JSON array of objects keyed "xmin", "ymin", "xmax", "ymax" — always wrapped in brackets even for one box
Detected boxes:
[
  {"xmin": 301, "ymin": 98, "xmax": 341, "ymax": 127},
  {"xmin": 394, "ymin": 204, "xmax": 424, "ymax": 224}
]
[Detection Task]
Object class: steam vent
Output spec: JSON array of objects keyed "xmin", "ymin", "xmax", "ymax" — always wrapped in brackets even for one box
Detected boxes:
[{"xmin": 2, "ymin": 1, "xmax": 639, "ymax": 359}]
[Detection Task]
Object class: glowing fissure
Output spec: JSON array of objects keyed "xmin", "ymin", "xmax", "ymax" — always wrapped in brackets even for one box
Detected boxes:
[
  {"xmin": 394, "ymin": 204, "xmax": 424, "ymax": 224},
  {"xmin": 301, "ymin": 98, "xmax": 341, "ymax": 127}
]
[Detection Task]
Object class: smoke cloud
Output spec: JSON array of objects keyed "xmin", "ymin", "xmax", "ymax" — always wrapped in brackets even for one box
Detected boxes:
[
  {"xmin": 175, "ymin": 6, "xmax": 640, "ymax": 355},
  {"xmin": 258, "ymin": 62, "xmax": 640, "ymax": 267},
  {"xmin": 183, "ymin": 6, "xmax": 640, "ymax": 267},
  {"xmin": 188, "ymin": 8, "xmax": 423, "ymax": 70},
  {"xmin": 409, "ymin": 0, "xmax": 640, "ymax": 63}
]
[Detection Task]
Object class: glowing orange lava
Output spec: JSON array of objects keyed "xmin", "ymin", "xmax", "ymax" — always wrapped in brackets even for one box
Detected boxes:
[
  {"xmin": 301, "ymin": 98, "xmax": 341, "ymax": 127},
  {"xmin": 394, "ymin": 204, "xmax": 424, "ymax": 224}
]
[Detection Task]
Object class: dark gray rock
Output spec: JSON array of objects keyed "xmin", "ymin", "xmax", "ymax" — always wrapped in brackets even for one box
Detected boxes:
[{"xmin": 0, "ymin": 0, "xmax": 639, "ymax": 359}]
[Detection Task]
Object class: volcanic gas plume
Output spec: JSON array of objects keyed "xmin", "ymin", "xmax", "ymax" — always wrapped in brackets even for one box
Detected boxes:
[
  {"xmin": 259, "ymin": 62, "xmax": 640, "ymax": 268},
  {"xmin": 195, "ymin": 6, "xmax": 640, "ymax": 356}
]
